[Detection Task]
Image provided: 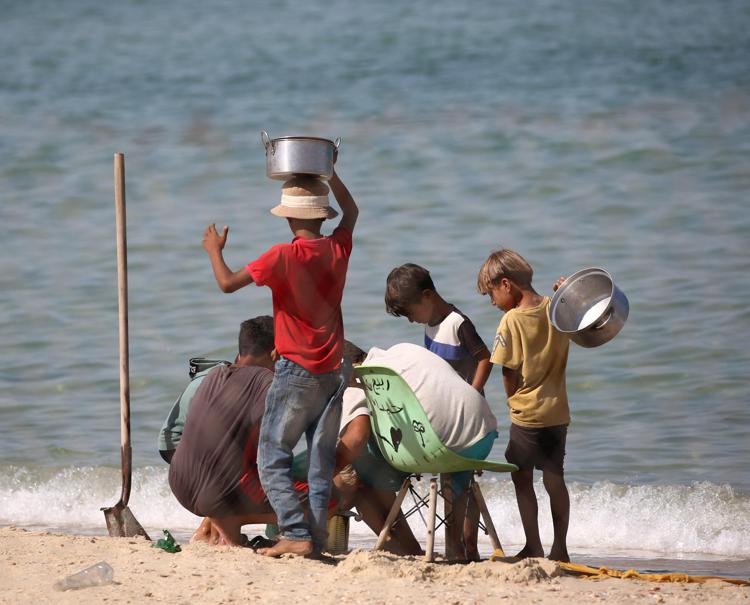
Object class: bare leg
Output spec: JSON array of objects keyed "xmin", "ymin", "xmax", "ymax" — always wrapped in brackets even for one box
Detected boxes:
[
  {"xmin": 511, "ymin": 469, "xmax": 544, "ymax": 558},
  {"xmin": 442, "ymin": 474, "xmax": 466, "ymax": 561},
  {"xmin": 447, "ymin": 488, "xmax": 476, "ymax": 562},
  {"xmin": 543, "ymin": 469, "xmax": 570, "ymax": 562},
  {"xmin": 463, "ymin": 490, "xmax": 481, "ymax": 562},
  {"xmin": 353, "ymin": 487, "xmax": 422, "ymax": 556}
]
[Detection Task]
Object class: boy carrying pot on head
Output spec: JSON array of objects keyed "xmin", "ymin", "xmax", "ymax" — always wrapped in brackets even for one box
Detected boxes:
[{"xmin": 202, "ymin": 163, "xmax": 358, "ymax": 558}]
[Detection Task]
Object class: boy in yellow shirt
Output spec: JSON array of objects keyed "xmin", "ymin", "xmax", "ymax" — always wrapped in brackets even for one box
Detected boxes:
[{"xmin": 477, "ymin": 248, "xmax": 571, "ymax": 562}]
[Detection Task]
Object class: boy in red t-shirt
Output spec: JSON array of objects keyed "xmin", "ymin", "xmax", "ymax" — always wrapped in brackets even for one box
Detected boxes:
[{"xmin": 202, "ymin": 164, "xmax": 358, "ymax": 557}]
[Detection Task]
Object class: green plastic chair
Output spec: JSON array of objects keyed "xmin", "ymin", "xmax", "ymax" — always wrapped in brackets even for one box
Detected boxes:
[{"xmin": 354, "ymin": 364, "xmax": 518, "ymax": 561}]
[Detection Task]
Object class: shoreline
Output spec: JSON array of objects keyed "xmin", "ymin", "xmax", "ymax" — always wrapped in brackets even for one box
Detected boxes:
[
  {"xmin": 1, "ymin": 527, "xmax": 747, "ymax": 605},
  {"xmin": 4, "ymin": 522, "xmax": 749, "ymax": 580}
]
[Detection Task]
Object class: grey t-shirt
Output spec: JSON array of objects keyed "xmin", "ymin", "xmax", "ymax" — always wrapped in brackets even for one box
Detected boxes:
[{"xmin": 157, "ymin": 366, "xmax": 215, "ymax": 455}]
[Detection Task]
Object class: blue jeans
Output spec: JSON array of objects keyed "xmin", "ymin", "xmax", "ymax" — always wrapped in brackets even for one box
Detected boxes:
[{"xmin": 258, "ymin": 357, "xmax": 345, "ymax": 552}]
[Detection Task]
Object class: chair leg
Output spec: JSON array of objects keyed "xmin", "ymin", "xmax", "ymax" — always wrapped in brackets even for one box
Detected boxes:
[
  {"xmin": 374, "ymin": 478, "xmax": 411, "ymax": 551},
  {"xmin": 425, "ymin": 477, "xmax": 438, "ymax": 562},
  {"xmin": 471, "ymin": 479, "xmax": 504, "ymax": 557}
]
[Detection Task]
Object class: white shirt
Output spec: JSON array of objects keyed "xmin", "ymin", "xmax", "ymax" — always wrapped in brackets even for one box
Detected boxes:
[
  {"xmin": 339, "ymin": 386, "xmax": 371, "ymax": 438},
  {"xmin": 357, "ymin": 343, "xmax": 498, "ymax": 451}
]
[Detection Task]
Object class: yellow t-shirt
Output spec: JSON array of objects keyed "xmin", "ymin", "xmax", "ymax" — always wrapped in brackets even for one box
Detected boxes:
[{"xmin": 490, "ymin": 297, "xmax": 570, "ymax": 428}]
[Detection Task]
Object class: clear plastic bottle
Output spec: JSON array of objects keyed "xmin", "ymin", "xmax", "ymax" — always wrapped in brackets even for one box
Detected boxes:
[{"xmin": 54, "ymin": 561, "xmax": 114, "ymax": 591}]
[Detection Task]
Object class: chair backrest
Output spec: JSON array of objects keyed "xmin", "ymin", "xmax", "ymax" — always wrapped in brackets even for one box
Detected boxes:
[{"xmin": 354, "ymin": 365, "xmax": 516, "ymax": 475}]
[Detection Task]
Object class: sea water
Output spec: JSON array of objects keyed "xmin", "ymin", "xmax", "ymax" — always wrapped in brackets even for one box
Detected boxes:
[{"xmin": 1, "ymin": 0, "xmax": 749, "ymax": 577}]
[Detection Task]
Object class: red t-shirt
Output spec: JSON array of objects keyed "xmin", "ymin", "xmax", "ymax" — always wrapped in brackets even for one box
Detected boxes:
[{"xmin": 245, "ymin": 226, "xmax": 352, "ymax": 374}]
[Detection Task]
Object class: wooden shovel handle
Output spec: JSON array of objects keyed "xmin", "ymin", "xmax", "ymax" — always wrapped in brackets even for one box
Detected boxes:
[{"xmin": 114, "ymin": 152, "xmax": 132, "ymax": 506}]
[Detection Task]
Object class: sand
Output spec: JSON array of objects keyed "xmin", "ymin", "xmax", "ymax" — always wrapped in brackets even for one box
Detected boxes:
[{"xmin": 1, "ymin": 527, "xmax": 747, "ymax": 605}]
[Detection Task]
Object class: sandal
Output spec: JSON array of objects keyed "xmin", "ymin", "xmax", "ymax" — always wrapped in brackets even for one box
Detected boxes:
[{"xmin": 248, "ymin": 535, "xmax": 278, "ymax": 551}]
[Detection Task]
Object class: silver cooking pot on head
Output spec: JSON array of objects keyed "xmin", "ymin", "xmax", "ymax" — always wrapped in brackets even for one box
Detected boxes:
[
  {"xmin": 261, "ymin": 130, "xmax": 341, "ymax": 180},
  {"xmin": 549, "ymin": 267, "xmax": 629, "ymax": 348}
]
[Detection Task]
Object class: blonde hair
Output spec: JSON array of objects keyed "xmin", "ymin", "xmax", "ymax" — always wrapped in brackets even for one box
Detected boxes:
[{"xmin": 477, "ymin": 248, "xmax": 534, "ymax": 294}]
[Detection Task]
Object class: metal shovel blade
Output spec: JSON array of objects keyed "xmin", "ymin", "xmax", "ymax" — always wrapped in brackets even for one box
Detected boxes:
[{"xmin": 102, "ymin": 501, "xmax": 150, "ymax": 539}]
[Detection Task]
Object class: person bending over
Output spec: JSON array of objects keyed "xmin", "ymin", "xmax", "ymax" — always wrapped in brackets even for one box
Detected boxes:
[{"xmin": 168, "ymin": 317, "xmax": 280, "ymax": 546}]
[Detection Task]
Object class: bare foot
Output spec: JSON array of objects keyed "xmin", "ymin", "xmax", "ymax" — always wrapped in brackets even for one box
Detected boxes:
[
  {"xmin": 190, "ymin": 518, "xmax": 213, "ymax": 544},
  {"xmin": 258, "ymin": 538, "xmax": 313, "ymax": 557},
  {"xmin": 190, "ymin": 522, "xmax": 237, "ymax": 546},
  {"xmin": 202, "ymin": 516, "xmax": 244, "ymax": 547},
  {"xmin": 515, "ymin": 545, "xmax": 544, "ymax": 559}
]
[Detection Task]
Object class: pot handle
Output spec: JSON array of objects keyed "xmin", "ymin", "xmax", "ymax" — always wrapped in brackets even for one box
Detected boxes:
[
  {"xmin": 593, "ymin": 307, "xmax": 614, "ymax": 330},
  {"xmin": 334, "ymin": 137, "xmax": 341, "ymax": 150},
  {"xmin": 260, "ymin": 130, "xmax": 272, "ymax": 154}
]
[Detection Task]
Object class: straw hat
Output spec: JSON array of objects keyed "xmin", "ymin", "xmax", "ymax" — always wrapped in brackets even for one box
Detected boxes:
[{"xmin": 270, "ymin": 176, "xmax": 338, "ymax": 220}]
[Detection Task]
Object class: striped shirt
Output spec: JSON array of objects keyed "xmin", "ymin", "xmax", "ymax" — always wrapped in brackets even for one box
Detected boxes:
[{"xmin": 424, "ymin": 306, "xmax": 488, "ymax": 385}]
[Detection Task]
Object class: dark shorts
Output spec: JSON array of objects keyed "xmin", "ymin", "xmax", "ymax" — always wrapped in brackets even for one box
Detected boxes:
[{"xmin": 505, "ymin": 423, "xmax": 568, "ymax": 474}]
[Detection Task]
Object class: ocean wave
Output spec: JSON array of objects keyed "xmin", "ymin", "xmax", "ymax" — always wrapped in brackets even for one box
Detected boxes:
[{"xmin": 0, "ymin": 465, "xmax": 748, "ymax": 559}]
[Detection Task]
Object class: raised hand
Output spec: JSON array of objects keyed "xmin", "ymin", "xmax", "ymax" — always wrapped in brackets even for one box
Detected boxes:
[{"xmin": 203, "ymin": 224, "xmax": 229, "ymax": 253}]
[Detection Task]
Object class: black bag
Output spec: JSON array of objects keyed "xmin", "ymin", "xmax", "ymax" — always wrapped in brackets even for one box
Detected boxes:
[{"xmin": 188, "ymin": 356, "xmax": 231, "ymax": 378}]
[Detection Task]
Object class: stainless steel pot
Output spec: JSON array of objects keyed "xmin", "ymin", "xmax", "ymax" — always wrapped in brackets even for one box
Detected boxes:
[
  {"xmin": 549, "ymin": 267, "xmax": 629, "ymax": 348},
  {"xmin": 261, "ymin": 130, "xmax": 341, "ymax": 180}
]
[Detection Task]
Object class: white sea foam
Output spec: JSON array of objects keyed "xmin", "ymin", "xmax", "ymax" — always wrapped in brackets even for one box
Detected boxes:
[
  {"xmin": 0, "ymin": 466, "xmax": 748, "ymax": 559},
  {"xmin": 0, "ymin": 465, "xmax": 199, "ymax": 536},
  {"xmin": 478, "ymin": 477, "xmax": 750, "ymax": 559}
]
